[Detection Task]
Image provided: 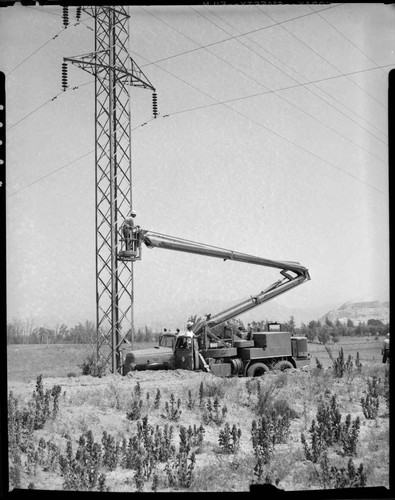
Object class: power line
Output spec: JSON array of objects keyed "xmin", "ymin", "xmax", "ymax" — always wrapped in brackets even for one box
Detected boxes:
[
  {"xmin": 137, "ymin": 3, "xmax": 341, "ymax": 69},
  {"xmin": 189, "ymin": 7, "xmax": 387, "ymax": 164},
  {"xmin": 7, "ymin": 150, "xmax": 94, "ymax": 197},
  {"xmin": 6, "ymin": 27, "xmax": 67, "ymax": 77},
  {"xmin": 25, "ymin": 5, "xmax": 63, "ymax": 18},
  {"xmin": 139, "ymin": 7, "xmax": 388, "ymax": 143},
  {"xmin": 132, "ymin": 50, "xmax": 387, "ymax": 196},
  {"xmin": 8, "ymin": 56, "xmax": 387, "ymax": 199},
  {"xmin": 308, "ymin": 5, "xmax": 387, "ymax": 75},
  {"xmin": 7, "ymin": 117, "xmax": 155, "ymax": 198},
  {"xmin": 200, "ymin": 6, "xmax": 388, "ymax": 142},
  {"xmin": 257, "ymin": 6, "xmax": 386, "ymax": 110},
  {"xmin": 156, "ymin": 64, "xmax": 393, "ymax": 119},
  {"xmin": 8, "ymin": 81, "xmax": 94, "ymax": 130}
]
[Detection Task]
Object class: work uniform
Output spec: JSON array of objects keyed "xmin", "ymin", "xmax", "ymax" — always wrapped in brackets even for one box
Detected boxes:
[
  {"xmin": 382, "ymin": 336, "xmax": 390, "ymax": 364},
  {"xmin": 122, "ymin": 216, "xmax": 135, "ymax": 251}
]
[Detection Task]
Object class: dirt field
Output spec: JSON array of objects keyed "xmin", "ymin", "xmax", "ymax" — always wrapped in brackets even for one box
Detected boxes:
[{"xmin": 7, "ymin": 339, "xmax": 390, "ymax": 493}]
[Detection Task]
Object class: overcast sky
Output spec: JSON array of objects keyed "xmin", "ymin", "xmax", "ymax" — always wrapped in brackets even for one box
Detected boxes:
[{"xmin": 2, "ymin": 3, "xmax": 391, "ymax": 329}]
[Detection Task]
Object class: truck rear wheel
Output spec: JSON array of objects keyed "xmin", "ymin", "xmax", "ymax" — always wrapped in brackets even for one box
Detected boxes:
[
  {"xmin": 273, "ymin": 360, "xmax": 293, "ymax": 371},
  {"xmin": 247, "ymin": 362, "xmax": 269, "ymax": 377}
]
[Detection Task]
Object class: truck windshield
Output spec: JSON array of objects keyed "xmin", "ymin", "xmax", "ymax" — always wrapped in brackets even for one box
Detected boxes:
[{"xmin": 159, "ymin": 335, "xmax": 175, "ymax": 348}]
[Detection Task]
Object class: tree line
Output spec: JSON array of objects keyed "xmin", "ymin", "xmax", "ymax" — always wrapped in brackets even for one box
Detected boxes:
[{"xmin": 6, "ymin": 316, "xmax": 389, "ymax": 345}]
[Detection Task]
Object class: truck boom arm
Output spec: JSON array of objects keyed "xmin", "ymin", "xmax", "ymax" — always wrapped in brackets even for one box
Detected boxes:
[
  {"xmin": 118, "ymin": 226, "xmax": 310, "ymax": 341},
  {"xmin": 119, "ymin": 227, "xmax": 310, "ymax": 337}
]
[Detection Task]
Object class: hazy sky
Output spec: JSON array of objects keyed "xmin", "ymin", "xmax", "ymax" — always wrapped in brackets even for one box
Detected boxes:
[{"xmin": 2, "ymin": 3, "xmax": 391, "ymax": 329}]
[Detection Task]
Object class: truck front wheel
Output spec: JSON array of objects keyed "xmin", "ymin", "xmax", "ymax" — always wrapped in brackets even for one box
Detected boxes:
[
  {"xmin": 273, "ymin": 360, "xmax": 293, "ymax": 371},
  {"xmin": 247, "ymin": 362, "xmax": 269, "ymax": 377}
]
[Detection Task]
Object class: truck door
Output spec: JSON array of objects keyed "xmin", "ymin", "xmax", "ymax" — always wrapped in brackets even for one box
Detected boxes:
[{"xmin": 174, "ymin": 336, "xmax": 195, "ymax": 370}]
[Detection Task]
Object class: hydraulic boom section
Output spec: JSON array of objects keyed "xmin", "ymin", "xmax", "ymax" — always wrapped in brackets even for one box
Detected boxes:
[{"xmin": 118, "ymin": 226, "xmax": 310, "ymax": 339}]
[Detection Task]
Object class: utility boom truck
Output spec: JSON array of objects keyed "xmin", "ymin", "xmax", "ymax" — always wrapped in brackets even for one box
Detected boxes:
[{"xmin": 118, "ymin": 226, "xmax": 311, "ymax": 377}]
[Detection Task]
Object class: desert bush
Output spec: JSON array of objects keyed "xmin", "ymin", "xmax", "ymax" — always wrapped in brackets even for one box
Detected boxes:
[
  {"xmin": 9, "ymin": 454, "xmax": 22, "ymax": 489},
  {"xmin": 153, "ymin": 423, "xmax": 176, "ymax": 461},
  {"xmin": 102, "ymin": 431, "xmax": 119, "ymax": 471},
  {"xmin": 133, "ymin": 453, "xmax": 156, "ymax": 491},
  {"xmin": 134, "ymin": 382, "xmax": 142, "ymax": 399},
  {"xmin": 42, "ymin": 441, "xmax": 61, "ymax": 472},
  {"xmin": 151, "ymin": 472, "xmax": 160, "ymax": 492},
  {"xmin": 316, "ymin": 452, "xmax": 367, "ymax": 489},
  {"xmin": 137, "ymin": 415, "xmax": 154, "ymax": 450},
  {"xmin": 301, "ymin": 394, "xmax": 361, "ymax": 462},
  {"xmin": 218, "ymin": 423, "xmax": 241, "ymax": 454},
  {"xmin": 187, "ymin": 389, "xmax": 196, "ymax": 410},
  {"xmin": 59, "ymin": 434, "xmax": 103, "ymax": 491},
  {"xmin": 163, "ymin": 393, "xmax": 182, "ymax": 422},
  {"xmin": 251, "ymin": 416, "xmax": 275, "ymax": 466},
  {"xmin": 165, "ymin": 452, "xmax": 196, "ymax": 489},
  {"xmin": 254, "ymin": 379, "xmax": 278, "ymax": 415},
  {"xmin": 154, "ymin": 389, "xmax": 161, "ymax": 410},
  {"xmin": 252, "ymin": 406, "xmax": 292, "ymax": 465},
  {"xmin": 98, "ymin": 473, "xmax": 110, "ymax": 492},
  {"xmin": 341, "ymin": 414, "xmax": 360, "ymax": 457},
  {"xmin": 126, "ymin": 398, "xmax": 143, "ymax": 421},
  {"xmin": 79, "ymin": 352, "xmax": 106, "ymax": 377},
  {"xmin": 361, "ymin": 376, "xmax": 380, "ymax": 419},
  {"xmin": 199, "ymin": 381, "xmax": 205, "ymax": 407},
  {"xmin": 25, "ymin": 442, "xmax": 38, "ymax": 477},
  {"xmin": 8, "ymin": 377, "xmax": 62, "ymax": 462},
  {"xmin": 333, "ymin": 348, "xmax": 346, "ymax": 377},
  {"xmin": 200, "ymin": 378, "xmax": 227, "ymax": 400},
  {"xmin": 202, "ymin": 397, "xmax": 228, "ymax": 425}
]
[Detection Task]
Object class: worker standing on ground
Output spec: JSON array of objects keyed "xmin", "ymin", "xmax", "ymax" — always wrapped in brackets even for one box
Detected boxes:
[
  {"xmin": 382, "ymin": 333, "xmax": 390, "ymax": 363},
  {"xmin": 247, "ymin": 323, "xmax": 253, "ymax": 341},
  {"xmin": 122, "ymin": 210, "xmax": 136, "ymax": 251}
]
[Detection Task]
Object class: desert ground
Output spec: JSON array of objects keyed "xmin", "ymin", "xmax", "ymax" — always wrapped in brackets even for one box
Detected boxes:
[{"xmin": 7, "ymin": 336, "xmax": 390, "ymax": 493}]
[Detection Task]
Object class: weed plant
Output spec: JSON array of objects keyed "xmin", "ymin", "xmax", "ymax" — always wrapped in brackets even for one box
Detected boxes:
[
  {"xmin": 218, "ymin": 423, "xmax": 241, "ymax": 454},
  {"xmin": 126, "ymin": 398, "xmax": 143, "ymax": 420},
  {"xmin": 102, "ymin": 431, "xmax": 119, "ymax": 470},
  {"xmin": 301, "ymin": 393, "xmax": 361, "ymax": 462},
  {"xmin": 361, "ymin": 376, "xmax": 380, "ymax": 419},
  {"xmin": 187, "ymin": 389, "xmax": 195, "ymax": 410},
  {"xmin": 179, "ymin": 424, "xmax": 205, "ymax": 455},
  {"xmin": 315, "ymin": 452, "xmax": 367, "ymax": 489},
  {"xmin": 165, "ymin": 452, "xmax": 196, "ymax": 489},
  {"xmin": 154, "ymin": 389, "xmax": 161, "ymax": 410},
  {"xmin": 163, "ymin": 393, "xmax": 182, "ymax": 421},
  {"xmin": 79, "ymin": 352, "xmax": 106, "ymax": 377},
  {"xmin": 59, "ymin": 433, "xmax": 104, "ymax": 491},
  {"xmin": 202, "ymin": 397, "xmax": 228, "ymax": 425}
]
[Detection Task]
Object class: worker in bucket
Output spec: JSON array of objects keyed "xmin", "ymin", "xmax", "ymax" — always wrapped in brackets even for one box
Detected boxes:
[
  {"xmin": 122, "ymin": 210, "xmax": 136, "ymax": 251},
  {"xmin": 382, "ymin": 333, "xmax": 390, "ymax": 364}
]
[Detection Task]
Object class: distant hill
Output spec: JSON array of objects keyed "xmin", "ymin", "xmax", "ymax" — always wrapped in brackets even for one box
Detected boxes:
[{"xmin": 320, "ymin": 300, "xmax": 389, "ymax": 325}]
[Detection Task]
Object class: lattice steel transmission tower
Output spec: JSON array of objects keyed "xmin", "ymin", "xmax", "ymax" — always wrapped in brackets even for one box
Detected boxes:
[{"xmin": 63, "ymin": 6, "xmax": 155, "ymax": 373}]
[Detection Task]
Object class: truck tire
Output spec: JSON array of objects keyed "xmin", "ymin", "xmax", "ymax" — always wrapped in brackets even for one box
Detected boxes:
[
  {"xmin": 247, "ymin": 362, "xmax": 269, "ymax": 377},
  {"xmin": 273, "ymin": 360, "xmax": 293, "ymax": 371}
]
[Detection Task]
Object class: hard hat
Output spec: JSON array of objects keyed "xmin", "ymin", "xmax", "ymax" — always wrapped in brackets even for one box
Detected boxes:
[
  {"xmin": 130, "ymin": 210, "xmax": 136, "ymax": 217},
  {"xmin": 186, "ymin": 321, "xmax": 194, "ymax": 328}
]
